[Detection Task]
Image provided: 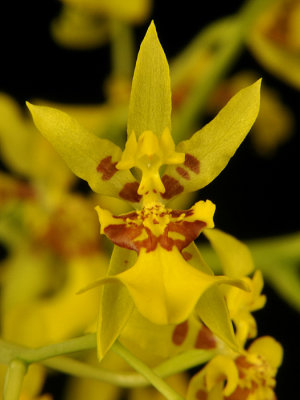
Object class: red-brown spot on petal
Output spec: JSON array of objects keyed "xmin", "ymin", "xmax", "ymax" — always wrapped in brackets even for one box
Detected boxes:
[
  {"xmin": 195, "ymin": 326, "xmax": 217, "ymax": 349},
  {"xmin": 184, "ymin": 153, "xmax": 200, "ymax": 174},
  {"xmin": 97, "ymin": 156, "xmax": 118, "ymax": 180},
  {"xmin": 113, "ymin": 211, "xmax": 139, "ymax": 221},
  {"xmin": 176, "ymin": 166, "xmax": 190, "ymax": 180},
  {"xmin": 172, "ymin": 320, "xmax": 189, "ymax": 345},
  {"xmin": 235, "ymin": 355, "xmax": 253, "ymax": 370},
  {"xmin": 226, "ymin": 386, "xmax": 252, "ymax": 400},
  {"xmin": 161, "ymin": 175, "xmax": 184, "ymax": 200},
  {"xmin": 196, "ymin": 390, "xmax": 208, "ymax": 400},
  {"xmin": 119, "ymin": 182, "xmax": 142, "ymax": 203},
  {"xmin": 182, "ymin": 251, "xmax": 192, "ymax": 261},
  {"xmin": 16, "ymin": 183, "xmax": 36, "ymax": 199},
  {"xmin": 0, "ymin": 181, "xmax": 35, "ymax": 205}
]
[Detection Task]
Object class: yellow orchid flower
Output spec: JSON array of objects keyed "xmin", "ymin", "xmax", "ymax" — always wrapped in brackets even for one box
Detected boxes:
[
  {"xmin": 248, "ymin": 0, "xmax": 300, "ymax": 89},
  {"xmin": 187, "ymin": 335, "xmax": 283, "ymax": 400},
  {"xmin": 0, "ymin": 93, "xmax": 74, "ymax": 200},
  {"xmin": 52, "ymin": 0, "xmax": 152, "ymax": 49},
  {"xmin": 27, "ymin": 22, "xmax": 261, "ymax": 358},
  {"xmin": 224, "ymin": 270, "xmax": 267, "ymax": 347},
  {"xmin": 1, "ymin": 193, "xmax": 108, "ymax": 347}
]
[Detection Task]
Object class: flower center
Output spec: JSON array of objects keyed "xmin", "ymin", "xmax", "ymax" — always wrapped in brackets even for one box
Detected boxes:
[
  {"xmin": 116, "ymin": 128, "xmax": 185, "ymax": 206},
  {"xmin": 231, "ymin": 354, "xmax": 276, "ymax": 399}
]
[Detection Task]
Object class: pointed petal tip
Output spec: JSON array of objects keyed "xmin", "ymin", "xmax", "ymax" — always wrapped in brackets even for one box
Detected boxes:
[
  {"xmin": 147, "ymin": 20, "xmax": 157, "ymax": 36},
  {"xmin": 25, "ymin": 101, "xmax": 34, "ymax": 113}
]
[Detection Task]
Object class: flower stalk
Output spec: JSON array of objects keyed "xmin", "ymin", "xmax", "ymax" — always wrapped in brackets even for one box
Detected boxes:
[{"xmin": 3, "ymin": 360, "xmax": 27, "ymax": 400}]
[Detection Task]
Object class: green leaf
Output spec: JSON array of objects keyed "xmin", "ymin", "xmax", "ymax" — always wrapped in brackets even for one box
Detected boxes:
[
  {"xmin": 97, "ymin": 245, "xmax": 136, "ymax": 360},
  {"xmin": 162, "ymin": 80, "xmax": 261, "ymax": 197},
  {"xmin": 203, "ymin": 228, "xmax": 255, "ymax": 278},
  {"xmin": 127, "ymin": 21, "xmax": 172, "ymax": 138},
  {"xmin": 27, "ymin": 103, "xmax": 138, "ymax": 201}
]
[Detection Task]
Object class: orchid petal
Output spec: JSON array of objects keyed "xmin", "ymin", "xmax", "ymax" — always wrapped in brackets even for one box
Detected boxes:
[
  {"xmin": 97, "ymin": 245, "xmax": 136, "ymax": 359},
  {"xmin": 203, "ymin": 228, "xmax": 255, "ymax": 278},
  {"xmin": 127, "ymin": 21, "xmax": 172, "ymax": 138},
  {"xmin": 27, "ymin": 103, "xmax": 140, "ymax": 204},
  {"xmin": 248, "ymin": 336, "xmax": 283, "ymax": 369},
  {"xmin": 196, "ymin": 286, "xmax": 239, "ymax": 352},
  {"xmin": 162, "ymin": 80, "xmax": 261, "ymax": 199},
  {"xmin": 114, "ymin": 246, "xmax": 249, "ymax": 325}
]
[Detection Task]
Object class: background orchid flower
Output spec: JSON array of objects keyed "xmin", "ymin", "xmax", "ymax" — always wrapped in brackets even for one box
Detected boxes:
[
  {"xmin": 206, "ymin": 71, "xmax": 294, "ymax": 156},
  {"xmin": 187, "ymin": 335, "xmax": 283, "ymax": 400},
  {"xmin": 248, "ymin": 0, "xmax": 300, "ymax": 89},
  {"xmin": 27, "ymin": 21, "xmax": 260, "ymax": 359},
  {"xmin": 51, "ymin": 0, "xmax": 152, "ymax": 49}
]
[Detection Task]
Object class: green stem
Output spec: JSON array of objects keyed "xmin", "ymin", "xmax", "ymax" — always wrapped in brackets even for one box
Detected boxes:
[
  {"xmin": 0, "ymin": 337, "xmax": 214, "ymax": 389},
  {"xmin": 18, "ymin": 333, "xmax": 96, "ymax": 364},
  {"xmin": 3, "ymin": 360, "xmax": 27, "ymax": 400},
  {"xmin": 173, "ymin": 0, "xmax": 276, "ymax": 141},
  {"xmin": 112, "ymin": 341, "xmax": 185, "ymax": 400},
  {"xmin": 110, "ymin": 20, "xmax": 135, "ymax": 80},
  {"xmin": 43, "ymin": 348, "xmax": 215, "ymax": 388}
]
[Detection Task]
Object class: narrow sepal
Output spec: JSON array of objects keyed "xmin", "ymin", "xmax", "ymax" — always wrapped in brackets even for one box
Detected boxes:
[
  {"xmin": 97, "ymin": 245, "xmax": 136, "ymax": 359},
  {"xmin": 196, "ymin": 286, "xmax": 239, "ymax": 352},
  {"xmin": 127, "ymin": 21, "xmax": 172, "ymax": 138},
  {"xmin": 162, "ymin": 80, "xmax": 261, "ymax": 198}
]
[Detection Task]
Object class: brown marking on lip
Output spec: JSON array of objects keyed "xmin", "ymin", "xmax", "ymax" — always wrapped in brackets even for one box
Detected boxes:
[
  {"xmin": 97, "ymin": 156, "xmax": 118, "ymax": 180},
  {"xmin": 176, "ymin": 166, "xmax": 190, "ymax": 180},
  {"xmin": 161, "ymin": 220, "xmax": 206, "ymax": 252},
  {"xmin": 113, "ymin": 211, "xmax": 139, "ymax": 221},
  {"xmin": 170, "ymin": 209, "xmax": 193, "ymax": 218},
  {"xmin": 104, "ymin": 223, "xmax": 144, "ymax": 252},
  {"xmin": 235, "ymin": 355, "xmax": 253, "ymax": 372},
  {"xmin": 119, "ymin": 182, "xmax": 142, "ymax": 203},
  {"xmin": 184, "ymin": 153, "xmax": 200, "ymax": 174},
  {"xmin": 161, "ymin": 175, "xmax": 184, "ymax": 200},
  {"xmin": 172, "ymin": 320, "xmax": 189, "ymax": 346},
  {"xmin": 103, "ymin": 201, "xmax": 207, "ymax": 254},
  {"xmin": 195, "ymin": 326, "xmax": 217, "ymax": 349}
]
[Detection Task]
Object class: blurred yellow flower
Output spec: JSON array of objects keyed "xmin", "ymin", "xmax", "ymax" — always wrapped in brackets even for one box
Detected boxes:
[
  {"xmin": 207, "ymin": 71, "xmax": 294, "ymax": 156},
  {"xmin": 187, "ymin": 336, "xmax": 283, "ymax": 400},
  {"xmin": 52, "ymin": 0, "xmax": 152, "ymax": 49},
  {"xmin": 248, "ymin": 0, "xmax": 300, "ymax": 88}
]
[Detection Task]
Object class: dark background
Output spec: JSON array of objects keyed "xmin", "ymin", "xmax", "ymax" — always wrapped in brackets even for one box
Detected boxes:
[{"xmin": 0, "ymin": 1, "xmax": 299, "ymax": 398}]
